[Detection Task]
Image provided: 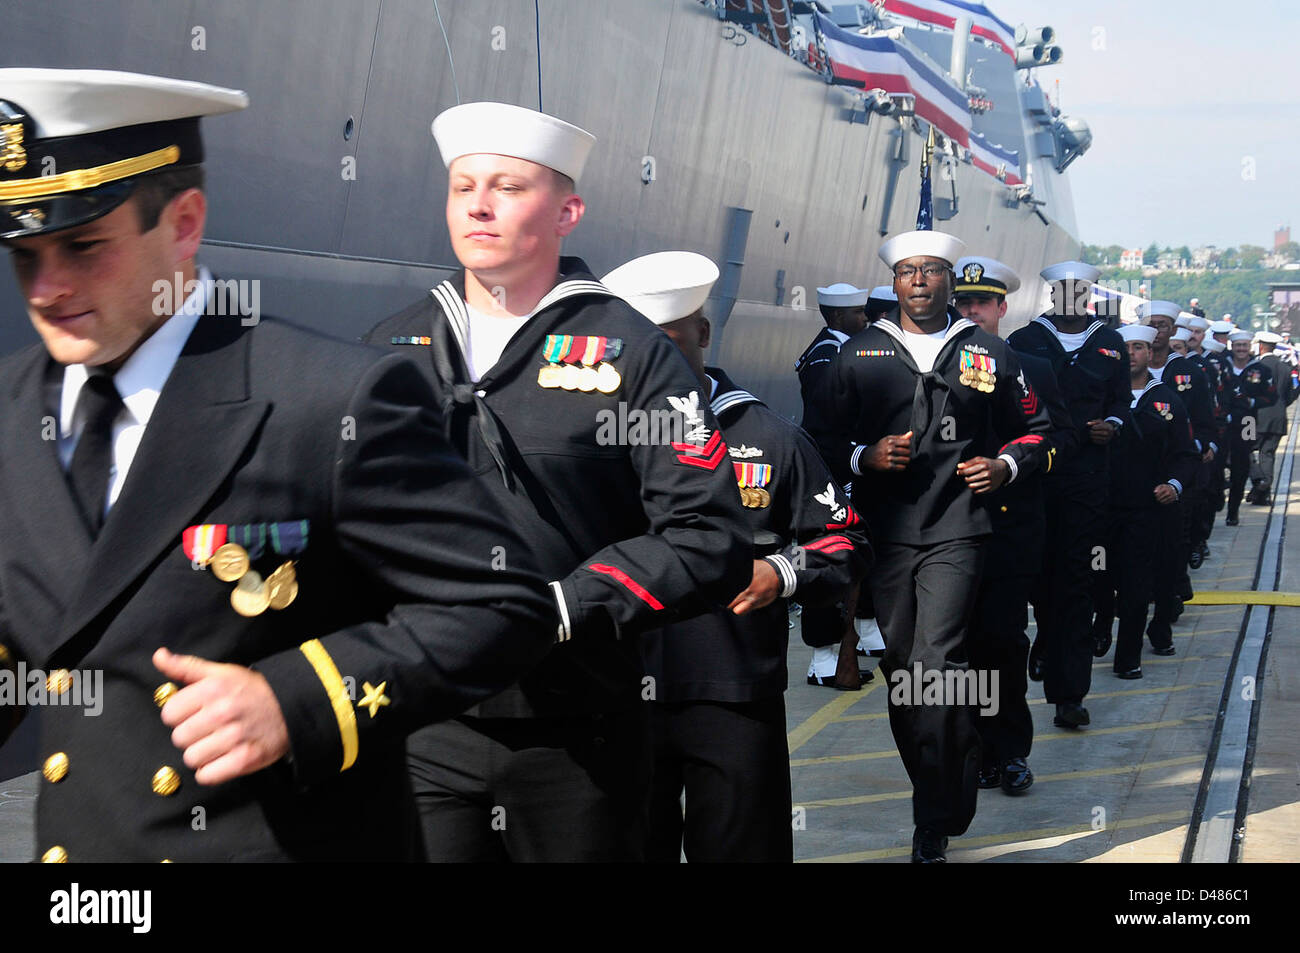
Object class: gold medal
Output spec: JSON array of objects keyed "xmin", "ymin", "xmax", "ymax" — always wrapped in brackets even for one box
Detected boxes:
[
  {"xmin": 755, "ymin": 488, "xmax": 771, "ymax": 508},
  {"xmin": 210, "ymin": 544, "xmax": 250, "ymax": 582},
  {"xmin": 268, "ymin": 579, "xmax": 299, "ymax": 611},
  {"xmin": 595, "ymin": 362, "xmax": 622, "ymax": 394},
  {"xmin": 231, "ymin": 570, "xmax": 269, "ymax": 617},
  {"xmin": 740, "ymin": 487, "xmax": 756, "ymax": 507},
  {"xmin": 978, "ymin": 370, "xmax": 991, "ymax": 383},
  {"xmin": 578, "ymin": 365, "xmax": 599, "ymax": 392},
  {"xmin": 560, "ymin": 363, "xmax": 581, "ymax": 390},
  {"xmin": 538, "ymin": 364, "xmax": 563, "ymax": 388}
]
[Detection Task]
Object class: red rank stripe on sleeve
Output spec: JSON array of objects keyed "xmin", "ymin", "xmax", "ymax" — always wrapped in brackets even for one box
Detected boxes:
[
  {"xmin": 671, "ymin": 431, "xmax": 727, "ymax": 470},
  {"xmin": 825, "ymin": 506, "xmax": 861, "ymax": 531},
  {"xmin": 586, "ymin": 563, "xmax": 664, "ymax": 610},
  {"xmin": 1020, "ymin": 383, "xmax": 1039, "ymax": 415},
  {"xmin": 1004, "ymin": 434, "xmax": 1044, "ymax": 450},
  {"xmin": 804, "ymin": 535, "xmax": 855, "ymax": 555}
]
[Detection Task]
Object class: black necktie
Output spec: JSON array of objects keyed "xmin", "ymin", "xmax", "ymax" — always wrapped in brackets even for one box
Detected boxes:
[{"xmin": 68, "ymin": 372, "xmax": 124, "ymax": 535}]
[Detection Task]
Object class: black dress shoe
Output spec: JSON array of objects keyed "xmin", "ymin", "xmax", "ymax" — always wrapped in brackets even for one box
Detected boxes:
[
  {"xmin": 1115, "ymin": 667, "xmax": 1143, "ymax": 680},
  {"xmin": 806, "ymin": 670, "xmax": 873, "ymax": 690},
  {"xmin": 1170, "ymin": 601, "xmax": 1185, "ymax": 623},
  {"xmin": 1202, "ymin": 542, "xmax": 1211, "ymax": 559},
  {"xmin": 1189, "ymin": 547, "xmax": 1203, "ymax": 569},
  {"xmin": 1054, "ymin": 702, "xmax": 1090, "ymax": 729},
  {"xmin": 911, "ymin": 827, "xmax": 948, "ymax": 863},
  {"xmin": 1028, "ymin": 642, "xmax": 1044, "ymax": 682},
  {"xmin": 1092, "ymin": 624, "xmax": 1112, "ymax": 658},
  {"xmin": 1226, "ymin": 515, "xmax": 1239, "ymax": 526},
  {"xmin": 1150, "ymin": 644, "xmax": 1176, "ymax": 657},
  {"xmin": 1001, "ymin": 758, "xmax": 1034, "ymax": 795},
  {"xmin": 978, "ymin": 764, "xmax": 1002, "ymax": 789}
]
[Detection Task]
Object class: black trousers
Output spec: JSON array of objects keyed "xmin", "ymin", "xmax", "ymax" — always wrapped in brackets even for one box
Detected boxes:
[
  {"xmin": 1033, "ymin": 478, "xmax": 1106, "ymax": 705},
  {"xmin": 1092, "ymin": 506, "xmax": 1158, "ymax": 672},
  {"xmin": 870, "ymin": 537, "xmax": 984, "ymax": 836},
  {"xmin": 1190, "ymin": 457, "xmax": 1214, "ymax": 548},
  {"xmin": 406, "ymin": 711, "xmax": 650, "ymax": 862},
  {"xmin": 645, "ymin": 697, "xmax": 792, "ymax": 863},
  {"xmin": 1227, "ymin": 430, "xmax": 1255, "ymax": 519},
  {"xmin": 1252, "ymin": 432, "xmax": 1283, "ymax": 489},
  {"xmin": 1146, "ymin": 500, "xmax": 1186, "ymax": 645},
  {"xmin": 968, "ymin": 571, "xmax": 1035, "ymax": 763},
  {"xmin": 800, "ymin": 603, "xmax": 844, "ymax": 649}
]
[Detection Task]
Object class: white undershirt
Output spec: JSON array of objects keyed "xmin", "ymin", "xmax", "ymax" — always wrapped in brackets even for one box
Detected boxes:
[
  {"xmin": 1148, "ymin": 363, "xmax": 1166, "ymax": 383},
  {"xmin": 1054, "ymin": 328, "xmax": 1090, "ymax": 352},
  {"xmin": 466, "ymin": 304, "xmax": 533, "ymax": 382},
  {"xmin": 56, "ymin": 266, "xmax": 209, "ymax": 517},
  {"xmin": 900, "ymin": 326, "xmax": 950, "ymax": 373},
  {"xmin": 1230, "ymin": 363, "xmax": 1245, "ymax": 376},
  {"xmin": 1131, "ymin": 387, "xmax": 1145, "ymax": 405}
]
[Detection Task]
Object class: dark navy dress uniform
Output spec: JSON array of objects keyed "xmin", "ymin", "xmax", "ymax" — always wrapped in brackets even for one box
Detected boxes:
[
  {"xmin": 640, "ymin": 368, "xmax": 870, "ymax": 862},
  {"xmin": 967, "ymin": 350, "xmax": 1076, "ymax": 771},
  {"xmin": 366, "ymin": 259, "xmax": 751, "ymax": 861},
  {"xmin": 1092, "ymin": 378, "xmax": 1199, "ymax": 671},
  {"xmin": 1222, "ymin": 357, "xmax": 1278, "ymax": 521},
  {"xmin": 831, "ymin": 310, "xmax": 1053, "ymax": 836},
  {"xmin": 1006, "ymin": 317, "xmax": 1130, "ymax": 708}
]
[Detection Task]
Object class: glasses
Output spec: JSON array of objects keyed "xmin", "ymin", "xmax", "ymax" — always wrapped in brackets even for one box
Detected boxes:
[{"xmin": 893, "ymin": 263, "xmax": 949, "ymax": 280}]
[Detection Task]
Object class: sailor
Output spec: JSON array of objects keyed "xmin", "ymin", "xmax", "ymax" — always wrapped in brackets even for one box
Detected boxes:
[
  {"xmin": 830, "ymin": 231, "xmax": 1054, "ymax": 861},
  {"xmin": 867, "ymin": 284, "xmax": 899, "ymax": 322},
  {"xmin": 1007, "ymin": 261, "xmax": 1130, "ymax": 730},
  {"xmin": 953, "ymin": 255, "xmax": 1076, "ymax": 796},
  {"xmin": 1138, "ymin": 301, "xmax": 1215, "ymax": 645},
  {"xmin": 1177, "ymin": 313, "xmax": 1220, "ymax": 566},
  {"xmin": 606, "ymin": 251, "xmax": 871, "ymax": 862},
  {"xmin": 1092, "ymin": 325, "xmax": 1199, "ymax": 677},
  {"xmin": 365, "ymin": 102, "xmax": 751, "ymax": 861},
  {"xmin": 795, "ymin": 282, "xmax": 873, "ymax": 689},
  {"xmin": 0, "ymin": 69, "xmax": 557, "ymax": 861},
  {"xmin": 1221, "ymin": 330, "xmax": 1278, "ymax": 524},
  {"xmin": 1189, "ymin": 298, "xmax": 1206, "ymax": 319},
  {"xmin": 1169, "ymin": 326, "xmax": 1191, "ymax": 356},
  {"xmin": 1248, "ymin": 331, "xmax": 1297, "ymax": 505}
]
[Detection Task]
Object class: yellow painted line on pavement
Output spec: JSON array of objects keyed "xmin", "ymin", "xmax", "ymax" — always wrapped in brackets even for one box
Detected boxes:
[
  {"xmin": 787, "ymin": 681, "xmax": 878, "ymax": 754},
  {"xmin": 791, "ymin": 715, "xmax": 1215, "ymax": 767},
  {"xmin": 799, "ymin": 811, "xmax": 1190, "ymax": 863},
  {"xmin": 798, "ymin": 756, "xmax": 1204, "ymax": 810},
  {"xmin": 1186, "ymin": 590, "xmax": 1300, "ymax": 606}
]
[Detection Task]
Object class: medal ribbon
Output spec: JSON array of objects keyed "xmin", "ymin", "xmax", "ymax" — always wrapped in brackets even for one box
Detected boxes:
[{"xmin": 181, "ymin": 524, "xmax": 228, "ymax": 562}]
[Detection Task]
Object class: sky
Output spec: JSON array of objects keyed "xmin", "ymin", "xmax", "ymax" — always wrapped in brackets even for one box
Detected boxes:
[{"xmin": 986, "ymin": 0, "xmax": 1300, "ymax": 251}]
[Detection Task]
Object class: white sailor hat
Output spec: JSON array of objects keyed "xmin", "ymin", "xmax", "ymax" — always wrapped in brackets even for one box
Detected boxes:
[
  {"xmin": 1040, "ymin": 260, "xmax": 1101, "ymax": 283},
  {"xmin": 1257, "ymin": 331, "xmax": 1283, "ymax": 345},
  {"xmin": 878, "ymin": 230, "xmax": 966, "ymax": 269},
  {"xmin": 601, "ymin": 251, "xmax": 719, "ymax": 326},
  {"xmin": 953, "ymin": 256, "xmax": 1021, "ymax": 296},
  {"xmin": 1203, "ymin": 336, "xmax": 1226, "ymax": 353},
  {"xmin": 1209, "ymin": 320, "xmax": 1235, "ymax": 334},
  {"xmin": 1176, "ymin": 313, "xmax": 1209, "ymax": 331},
  {"xmin": 432, "ymin": 101, "xmax": 595, "ymax": 184},
  {"xmin": 1228, "ymin": 330, "xmax": 1253, "ymax": 343},
  {"xmin": 1118, "ymin": 324, "xmax": 1157, "ymax": 345},
  {"xmin": 1172, "ymin": 328, "xmax": 1194, "ymax": 343},
  {"xmin": 1136, "ymin": 300, "xmax": 1181, "ymax": 321},
  {"xmin": 0, "ymin": 68, "xmax": 248, "ymax": 238},
  {"xmin": 1190, "ymin": 298, "xmax": 1200, "ymax": 305},
  {"xmin": 869, "ymin": 285, "xmax": 898, "ymax": 303},
  {"xmin": 816, "ymin": 283, "xmax": 870, "ymax": 308}
]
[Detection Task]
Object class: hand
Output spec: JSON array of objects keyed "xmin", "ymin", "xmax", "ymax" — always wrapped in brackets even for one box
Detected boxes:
[
  {"xmin": 1086, "ymin": 419, "xmax": 1116, "ymax": 445},
  {"xmin": 1202, "ymin": 448, "xmax": 1215, "ymax": 463},
  {"xmin": 728, "ymin": 559, "xmax": 783, "ymax": 615},
  {"xmin": 957, "ymin": 456, "xmax": 1010, "ymax": 495},
  {"xmin": 154, "ymin": 647, "xmax": 290, "ymax": 786},
  {"xmin": 1153, "ymin": 483, "xmax": 1178, "ymax": 505},
  {"xmin": 865, "ymin": 431, "xmax": 913, "ymax": 472}
]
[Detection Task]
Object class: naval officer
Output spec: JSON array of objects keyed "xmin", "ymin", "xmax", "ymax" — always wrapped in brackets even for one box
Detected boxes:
[
  {"xmin": 366, "ymin": 102, "xmax": 751, "ymax": 861},
  {"xmin": 952, "ymin": 255, "xmax": 1076, "ymax": 796},
  {"xmin": 1248, "ymin": 331, "xmax": 1296, "ymax": 505},
  {"xmin": 829, "ymin": 230, "xmax": 1054, "ymax": 861},
  {"xmin": 606, "ymin": 252, "xmax": 870, "ymax": 862},
  {"xmin": 0, "ymin": 69, "xmax": 556, "ymax": 861},
  {"xmin": 1222, "ymin": 330, "xmax": 1278, "ymax": 524},
  {"xmin": 1007, "ymin": 261, "xmax": 1129, "ymax": 730}
]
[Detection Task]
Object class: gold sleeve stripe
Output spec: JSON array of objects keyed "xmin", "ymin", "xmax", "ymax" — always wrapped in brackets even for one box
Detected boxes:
[
  {"xmin": 952, "ymin": 283, "xmax": 1008, "ymax": 295},
  {"xmin": 0, "ymin": 144, "xmax": 180, "ymax": 202},
  {"xmin": 298, "ymin": 639, "xmax": 358, "ymax": 772}
]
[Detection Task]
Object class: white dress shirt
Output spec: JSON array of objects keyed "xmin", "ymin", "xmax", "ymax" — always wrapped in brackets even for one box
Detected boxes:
[{"xmin": 56, "ymin": 266, "xmax": 210, "ymax": 518}]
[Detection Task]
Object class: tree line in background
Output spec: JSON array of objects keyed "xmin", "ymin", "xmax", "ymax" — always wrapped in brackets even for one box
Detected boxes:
[{"xmin": 1080, "ymin": 243, "xmax": 1300, "ymax": 328}]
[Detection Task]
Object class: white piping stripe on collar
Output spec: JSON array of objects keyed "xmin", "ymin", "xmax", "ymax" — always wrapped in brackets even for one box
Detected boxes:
[
  {"xmin": 1032, "ymin": 315, "xmax": 1105, "ymax": 349},
  {"xmin": 711, "ymin": 390, "xmax": 760, "ymax": 416},
  {"xmin": 535, "ymin": 278, "xmax": 615, "ymax": 313},
  {"xmin": 431, "ymin": 282, "xmax": 468, "ymax": 358},
  {"xmin": 873, "ymin": 316, "xmax": 976, "ymax": 354}
]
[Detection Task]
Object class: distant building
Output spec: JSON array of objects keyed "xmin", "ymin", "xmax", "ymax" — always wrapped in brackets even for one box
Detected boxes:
[
  {"xmin": 1275, "ymin": 226, "xmax": 1291, "ymax": 251},
  {"xmin": 1193, "ymin": 245, "xmax": 1217, "ymax": 268},
  {"xmin": 1120, "ymin": 248, "xmax": 1144, "ymax": 270}
]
